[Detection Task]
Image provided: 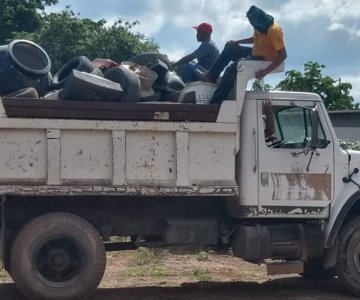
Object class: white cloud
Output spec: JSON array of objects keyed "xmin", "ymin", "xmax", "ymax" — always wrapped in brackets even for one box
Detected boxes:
[
  {"xmin": 277, "ymin": 0, "xmax": 360, "ymax": 38},
  {"xmin": 327, "ymin": 23, "xmax": 345, "ymax": 31},
  {"xmin": 342, "ymin": 75, "xmax": 360, "ymax": 103},
  {"xmin": 277, "ymin": 0, "xmax": 360, "ymax": 22}
]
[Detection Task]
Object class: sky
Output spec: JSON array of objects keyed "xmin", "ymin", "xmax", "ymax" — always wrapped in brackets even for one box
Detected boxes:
[{"xmin": 47, "ymin": 0, "xmax": 360, "ymax": 102}]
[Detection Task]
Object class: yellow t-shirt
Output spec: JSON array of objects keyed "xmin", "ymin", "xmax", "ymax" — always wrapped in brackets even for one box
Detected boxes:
[{"xmin": 252, "ymin": 22, "xmax": 285, "ymax": 61}]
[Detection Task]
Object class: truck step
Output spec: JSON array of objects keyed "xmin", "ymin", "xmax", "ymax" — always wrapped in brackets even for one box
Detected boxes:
[
  {"xmin": 266, "ymin": 261, "xmax": 304, "ymax": 275},
  {"xmin": 104, "ymin": 242, "xmax": 137, "ymax": 252}
]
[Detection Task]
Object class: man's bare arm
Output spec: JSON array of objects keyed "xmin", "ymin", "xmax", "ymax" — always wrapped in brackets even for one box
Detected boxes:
[{"xmin": 255, "ymin": 47, "xmax": 287, "ymax": 80}]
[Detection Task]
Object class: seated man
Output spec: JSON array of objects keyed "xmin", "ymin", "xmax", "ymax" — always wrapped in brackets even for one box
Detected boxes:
[
  {"xmin": 173, "ymin": 23, "xmax": 219, "ymax": 83},
  {"xmin": 197, "ymin": 6, "xmax": 287, "ymax": 103}
]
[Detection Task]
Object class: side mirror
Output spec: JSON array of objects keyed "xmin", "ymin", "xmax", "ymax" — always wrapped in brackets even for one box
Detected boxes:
[{"xmin": 310, "ymin": 107, "xmax": 320, "ymax": 148}]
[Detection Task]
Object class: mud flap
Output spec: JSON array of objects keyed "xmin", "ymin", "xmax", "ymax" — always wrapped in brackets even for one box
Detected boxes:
[{"xmin": 0, "ymin": 195, "xmax": 6, "ymax": 269}]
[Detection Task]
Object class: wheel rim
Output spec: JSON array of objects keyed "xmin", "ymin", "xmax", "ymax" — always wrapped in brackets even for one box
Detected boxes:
[
  {"xmin": 34, "ymin": 237, "xmax": 85, "ymax": 285},
  {"xmin": 353, "ymin": 242, "xmax": 360, "ymax": 274}
]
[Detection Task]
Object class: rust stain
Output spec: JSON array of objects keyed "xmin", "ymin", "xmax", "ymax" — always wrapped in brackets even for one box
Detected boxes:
[
  {"xmin": 0, "ymin": 184, "xmax": 239, "ymax": 197},
  {"xmin": 271, "ymin": 173, "xmax": 331, "ymax": 201}
]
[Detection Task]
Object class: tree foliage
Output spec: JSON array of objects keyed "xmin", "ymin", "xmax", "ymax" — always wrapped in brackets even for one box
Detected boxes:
[
  {"xmin": 252, "ymin": 79, "xmax": 272, "ymax": 91},
  {"xmin": 15, "ymin": 8, "xmax": 160, "ymax": 72},
  {"xmin": 0, "ymin": 0, "xmax": 58, "ymax": 44},
  {"xmin": 276, "ymin": 61, "xmax": 355, "ymax": 110}
]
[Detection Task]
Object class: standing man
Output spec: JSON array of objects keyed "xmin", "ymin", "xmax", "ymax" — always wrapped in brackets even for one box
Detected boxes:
[
  {"xmin": 197, "ymin": 6, "xmax": 287, "ymax": 103},
  {"xmin": 173, "ymin": 22, "xmax": 219, "ymax": 83}
]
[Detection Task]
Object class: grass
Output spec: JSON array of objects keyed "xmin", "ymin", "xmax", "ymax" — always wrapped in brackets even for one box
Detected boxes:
[
  {"xmin": 132, "ymin": 247, "xmax": 168, "ymax": 265},
  {"xmin": 125, "ymin": 265, "xmax": 173, "ymax": 277},
  {"xmin": 0, "ymin": 269, "xmax": 10, "ymax": 280},
  {"xmin": 121, "ymin": 247, "xmax": 216, "ymax": 281},
  {"xmin": 192, "ymin": 267, "xmax": 213, "ymax": 281},
  {"xmin": 196, "ymin": 251, "xmax": 209, "ymax": 262},
  {"xmin": 122, "ymin": 247, "xmax": 173, "ymax": 278}
]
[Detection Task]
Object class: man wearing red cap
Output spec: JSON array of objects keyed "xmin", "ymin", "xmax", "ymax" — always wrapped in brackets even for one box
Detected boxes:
[{"xmin": 173, "ymin": 22, "xmax": 219, "ymax": 83}]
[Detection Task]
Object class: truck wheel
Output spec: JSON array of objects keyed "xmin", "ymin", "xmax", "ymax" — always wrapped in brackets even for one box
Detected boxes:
[
  {"xmin": 10, "ymin": 213, "xmax": 106, "ymax": 300},
  {"xmin": 336, "ymin": 216, "xmax": 360, "ymax": 297}
]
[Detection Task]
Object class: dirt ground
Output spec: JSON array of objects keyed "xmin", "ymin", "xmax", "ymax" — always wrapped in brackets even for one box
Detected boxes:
[{"xmin": 0, "ymin": 248, "xmax": 359, "ymax": 300}]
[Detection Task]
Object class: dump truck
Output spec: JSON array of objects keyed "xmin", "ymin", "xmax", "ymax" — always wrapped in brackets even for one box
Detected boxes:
[{"xmin": 0, "ymin": 60, "xmax": 359, "ymax": 300}]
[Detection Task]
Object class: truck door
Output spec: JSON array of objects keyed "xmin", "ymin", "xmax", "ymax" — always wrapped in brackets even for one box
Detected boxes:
[{"xmin": 256, "ymin": 99, "xmax": 333, "ymax": 217}]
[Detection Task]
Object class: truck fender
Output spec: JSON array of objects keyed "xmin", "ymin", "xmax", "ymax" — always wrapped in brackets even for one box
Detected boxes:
[{"xmin": 325, "ymin": 190, "xmax": 360, "ymax": 248}]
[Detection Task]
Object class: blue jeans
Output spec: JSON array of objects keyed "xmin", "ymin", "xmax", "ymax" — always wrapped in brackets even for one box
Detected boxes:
[
  {"xmin": 208, "ymin": 43, "xmax": 253, "ymax": 103},
  {"xmin": 180, "ymin": 62, "xmax": 207, "ymax": 83}
]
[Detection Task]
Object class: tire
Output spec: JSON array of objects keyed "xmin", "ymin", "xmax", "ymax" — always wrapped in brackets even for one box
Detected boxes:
[
  {"xmin": 104, "ymin": 66, "xmax": 140, "ymax": 103},
  {"xmin": 300, "ymin": 258, "xmax": 336, "ymax": 279},
  {"xmin": 38, "ymin": 72, "xmax": 53, "ymax": 96},
  {"xmin": 42, "ymin": 89, "xmax": 62, "ymax": 100},
  {"xmin": 5, "ymin": 87, "xmax": 39, "ymax": 99},
  {"xmin": 91, "ymin": 67, "xmax": 104, "ymax": 77},
  {"xmin": 52, "ymin": 56, "xmax": 94, "ymax": 89},
  {"xmin": 336, "ymin": 216, "xmax": 360, "ymax": 297},
  {"xmin": 61, "ymin": 70, "xmax": 123, "ymax": 102},
  {"xmin": 8, "ymin": 39, "xmax": 51, "ymax": 76},
  {"xmin": 140, "ymin": 91, "xmax": 161, "ymax": 102},
  {"xmin": 10, "ymin": 213, "xmax": 106, "ymax": 300}
]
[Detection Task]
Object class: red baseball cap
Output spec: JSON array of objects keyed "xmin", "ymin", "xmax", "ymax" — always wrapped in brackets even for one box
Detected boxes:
[{"xmin": 193, "ymin": 23, "xmax": 213, "ymax": 34}]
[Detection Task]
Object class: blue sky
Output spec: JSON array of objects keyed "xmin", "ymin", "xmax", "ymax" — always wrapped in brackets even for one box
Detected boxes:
[{"xmin": 47, "ymin": 0, "xmax": 360, "ymax": 102}]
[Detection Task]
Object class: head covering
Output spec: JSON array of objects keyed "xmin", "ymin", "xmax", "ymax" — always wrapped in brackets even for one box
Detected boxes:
[
  {"xmin": 246, "ymin": 6, "xmax": 274, "ymax": 34},
  {"xmin": 193, "ymin": 23, "xmax": 213, "ymax": 34}
]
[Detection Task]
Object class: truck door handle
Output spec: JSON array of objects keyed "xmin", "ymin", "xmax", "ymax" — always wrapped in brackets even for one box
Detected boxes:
[{"xmin": 252, "ymin": 128, "xmax": 257, "ymax": 172}]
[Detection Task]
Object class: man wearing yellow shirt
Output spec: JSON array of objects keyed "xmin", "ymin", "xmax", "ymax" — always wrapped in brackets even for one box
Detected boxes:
[{"xmin": 197, "ymin": 5, "xmax": 287, "ymax": 103}]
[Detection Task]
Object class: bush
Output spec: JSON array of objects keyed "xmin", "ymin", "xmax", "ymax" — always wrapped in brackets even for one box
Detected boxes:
[{"xmin": 339, "ymin": 140, "xmax": 360, "ymax": 151}]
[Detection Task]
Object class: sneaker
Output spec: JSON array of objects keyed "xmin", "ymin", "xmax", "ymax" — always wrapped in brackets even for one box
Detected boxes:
[{"xmin": 194, "ymin": 69, "xmax": 215, "ymax": 83}]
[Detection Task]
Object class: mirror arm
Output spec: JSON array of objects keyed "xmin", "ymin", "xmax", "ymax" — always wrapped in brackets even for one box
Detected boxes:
[
  {"xmin": 306, "ymin": 149, "xmax": 315, "ymax": 172},
  {"xmin": 306, "ymin": 148, "xmax": 320, "ymax": 172}
]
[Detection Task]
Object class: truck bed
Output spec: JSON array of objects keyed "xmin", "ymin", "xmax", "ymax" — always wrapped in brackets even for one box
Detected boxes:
[{"xmin": 0, "ymin": 98, "xmax": 238, "ymax": 197}]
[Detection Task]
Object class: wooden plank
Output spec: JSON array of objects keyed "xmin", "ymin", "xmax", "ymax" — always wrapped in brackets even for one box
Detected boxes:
[
  {"xmin": 2, "ymin": 98, "xmax": 220, "ymax": 122},
  {"xmin": 266, "ymin": 261, "xmax": 304, "ymax": 275},
  {"xmin": 2, "ymin": 98, "xmax": 220, "ymax": 112}
]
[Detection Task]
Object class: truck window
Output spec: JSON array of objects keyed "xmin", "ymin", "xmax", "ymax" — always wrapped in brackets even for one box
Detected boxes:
[{"xmin": 266, "ymin": 105, "xmax": 326, "ymax": 149}]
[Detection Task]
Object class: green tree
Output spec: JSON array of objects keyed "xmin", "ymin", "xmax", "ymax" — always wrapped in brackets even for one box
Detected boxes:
[
  {"xmin": 276, "ymin": 61, "xmax": 354, "ymax": 110},
  {"xmin": 252, "ymin": 79, "xmax": 272, "ymax": 91},
  {"xmin": 0, "ymin": 0, "xmax": 58, "ymax": 44},
  {"xmin": 16, "ymin": 8, "xmax": 159, "ymax": 71}
]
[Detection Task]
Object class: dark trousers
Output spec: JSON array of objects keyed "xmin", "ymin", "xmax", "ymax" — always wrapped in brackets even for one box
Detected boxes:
[{"xmin": 208, "ymin": 43, "xmax": 252, "ymax": 103}]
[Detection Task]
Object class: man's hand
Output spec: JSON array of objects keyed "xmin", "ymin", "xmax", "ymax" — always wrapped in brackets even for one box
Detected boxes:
[{"xmin": 255, "ymin": 69, "xmax": 268, "ymax": 80}]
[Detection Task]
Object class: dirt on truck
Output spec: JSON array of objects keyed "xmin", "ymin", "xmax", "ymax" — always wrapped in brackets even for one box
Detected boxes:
[{"xmin": 1, "ymin": 40, "xmax": 360, "ymax": 300}]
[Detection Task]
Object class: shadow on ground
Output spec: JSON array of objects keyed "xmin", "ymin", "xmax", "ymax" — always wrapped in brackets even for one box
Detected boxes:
[{"xmin": 0, "ymin": 277, "xmax": 357, "ymax": 300}]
